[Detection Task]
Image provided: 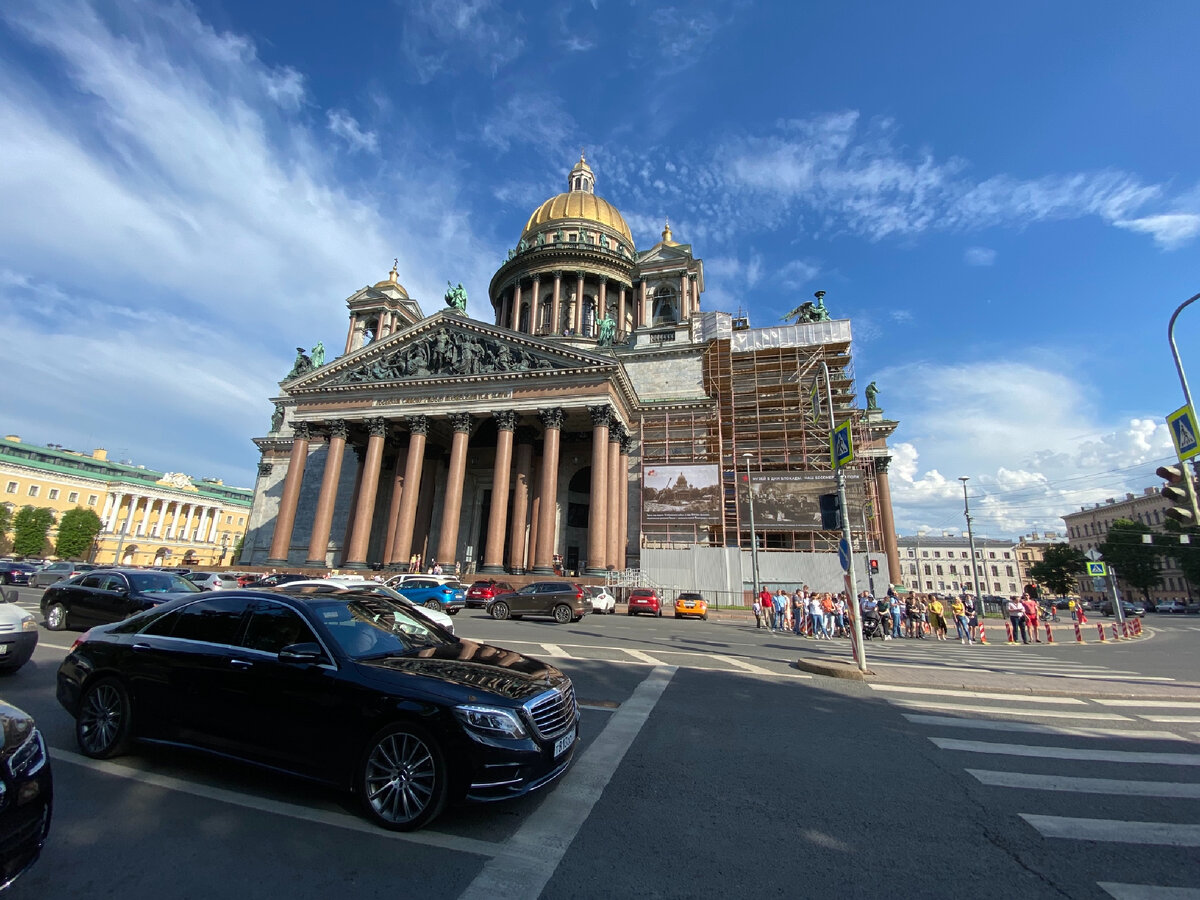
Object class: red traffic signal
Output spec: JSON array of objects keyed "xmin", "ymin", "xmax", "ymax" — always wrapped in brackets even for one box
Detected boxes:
[
  {"xmin": 1156, "ymin": 465, "xmax": 1195, "ymax": 525},
  {"xmin": 869, "ymin": 559, "xmax": 880, "ymax": 575}
]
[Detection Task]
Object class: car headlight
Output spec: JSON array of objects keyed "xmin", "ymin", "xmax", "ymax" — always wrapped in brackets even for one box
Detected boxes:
[
  {"xmin": 453, "ymin": 704, "xmax": 528, "ymax": 739},
  {"xmin": 20, "ymin": 615, "xmax": 36, "ymax": 632}
]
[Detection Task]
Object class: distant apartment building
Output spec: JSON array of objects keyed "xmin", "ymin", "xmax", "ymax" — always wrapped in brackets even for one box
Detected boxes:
[
  {"xmin": 0, "ymin": 435, "xmax": 252, "ymax": 566},
  {"xmin": 896, "ymin": 534, "xmax": 1020, "ymax": 596},
  {"xmin": 1014, "ymin": 531, "xmax": 1064, "ymax": 593},
  {"xmin": 1061, "ymin": 488, "xmax": 1190, "ymax": 606}
]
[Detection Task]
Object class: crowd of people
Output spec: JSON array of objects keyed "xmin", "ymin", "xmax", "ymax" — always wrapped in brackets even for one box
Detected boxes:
[{"xmin": 751, "ymin": 586, "xmax": 1060, "ymax": 646}]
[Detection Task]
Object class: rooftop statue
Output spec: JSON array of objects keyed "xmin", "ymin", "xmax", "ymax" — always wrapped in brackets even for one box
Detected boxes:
[
  {"xmin": 269, "ymin": 403, "xmax": 284, "ymax": 433},
  {"xmin": 597, "ymin": 314, "xmax": 616, "ymax": 347},
  {"xmin": 865, "ymin": 381, "xmax": 879, "ymax": 409},
  {"xmin": 444, "ymin": 281, "xmax": 468, "ymax": 312},
  {"xmin": 286, "ymin": 347, "xmax": 312, "ymax": 379},
  {"xmin": 311, "ymin": 341, "xmax": 326, "ymax": 367},
  {"xmin": 783, "ymin": 290, "xmax": 833, "ymax": 325}
]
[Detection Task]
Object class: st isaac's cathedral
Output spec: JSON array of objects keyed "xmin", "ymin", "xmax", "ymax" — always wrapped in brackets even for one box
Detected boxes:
[{"xmin": 241, "ymin": 155, "xmax": 901, "ymax": 597}]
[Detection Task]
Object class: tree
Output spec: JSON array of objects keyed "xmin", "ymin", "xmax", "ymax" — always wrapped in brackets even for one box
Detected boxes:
[
  {"xmin": 1098, "ymin": 518, "xmax": 1160, "ymax": 603},
  {"xmin": 55, "ymin": 507, "xmax": 103, "ymax": 560},
  {"xmin": 1028, "ymin": 543, "xmax": 1087, "ymax": 596},
  {"xmin": 233, "ymin": 533, "xmax": 244, "ymax": 563},
  {"xmin": 1157, "ymin": 520, "xmax": 1200, "ymax": 595},
  {"xmin": 12, "ymin": 506, "xmax": 56, "ymax": 558},
  {"xmin": 0, "ymin": 504, "xmax": 11, "ymax": 555}
]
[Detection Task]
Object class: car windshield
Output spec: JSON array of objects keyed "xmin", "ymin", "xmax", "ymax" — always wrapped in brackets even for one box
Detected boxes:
[
  {"xmin": 129, "ymin": 572, "xmax": 201, "ymax": 593},
  {"xmin": 311, "ymin": 594, "xmax": 456, "ymax": 659}
]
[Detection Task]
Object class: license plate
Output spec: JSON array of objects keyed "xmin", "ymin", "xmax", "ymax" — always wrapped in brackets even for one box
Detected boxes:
[
  {"xmin": 553, "ymin": 726, "xmax": 575, "ymax": 758},
  {"xmin": 0, "ymin": 644, "xmax": 8, "ymax": 655}
]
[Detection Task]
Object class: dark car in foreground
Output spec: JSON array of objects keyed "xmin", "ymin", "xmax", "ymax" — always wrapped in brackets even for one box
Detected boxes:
[
  {"xmin": 486, "ymin": 581, "xmax": 589, "ymax": 623},
  {"xmin": 0, "ymin": 699, "xmax": 52, "ymax": 889},
  {"xmin": 56, "ymin": 589, "xmax": 577, "ymax": 830},
  {"xmin": 40, "ymin": 568, "xmax": 199, "ymax": 631}
]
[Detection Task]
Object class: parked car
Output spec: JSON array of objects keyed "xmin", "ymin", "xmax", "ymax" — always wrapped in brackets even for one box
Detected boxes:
[
  {"xmin": 55, "ymin": 589, "xmax": 578, "ymax": 830},
  {"xmin": 236, "ymin": 573, "xmax": 259, "ymax": 587},
  {"xmin": 0, "ymin": 698, "xmax": 52, "ymax": 888},
  {"xmin": 245, "ymin": 572, "xmax": 309, "ymax": 588},
  {"xmin": 1155, "ymin": 599, "xmax": 1188, "ymax": 614},
  {"xmin": 271, "ymin": 579, "xmax": 456, "ymax": 633},
  {"xmin": 1099, "ymin": 599, "xmax": 1146, "ymax": 618},
  {"xmin": 487, "ymin": 581, "xmax": 589, "ymax": 623},
  {"xmin": 0, "ymin": 589, "xmax": 39, "ymax": 672},
  {"xmin": 582, "ymin": 586, "xmax": 616, "ymax": 615},
  {"xmin": 30, "ymin": 562, "xmax": 98, "ymax": 588},
  {"xmin": 673, "ymin": 591, "xmax": 708, "ymax": 620},
  {"xmin": 465, "ymin": 580, "xmax": 516, "ymax": 609},
  {"xmin": 0, "ymin": 563, "xmax": 36, "ymax": 586},
  {"xmin": 386, "ymin": 573, "xmax": 459, "ymax": 589},
  {"xmin": 392, "ymin": 578, "xmax": 466, "ymax": 614},
  {"xmin": 186, "ymin": 571, "xmax": 242, "ymax": 591},
  {"xmin": 40, "ymin": 568, "xmax": 200, "ymax": 631},
  {"xmin": 627, "ymin": 588, "xmax": 664, "ymax": 617}
]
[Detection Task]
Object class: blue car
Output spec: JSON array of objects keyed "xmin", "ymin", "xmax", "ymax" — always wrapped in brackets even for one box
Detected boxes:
[{"xmin": 393, "ymin": 578, "xmax": 466, "ymax": 615}]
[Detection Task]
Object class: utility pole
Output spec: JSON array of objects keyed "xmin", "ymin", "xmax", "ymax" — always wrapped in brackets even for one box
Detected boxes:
[
  {"xmin": 960, "ymin": 478, "xmax": 985, "ymax": 615},
  {"xmin": 742, "ymin": 452, "xmax": 760, "ymax": 602},
  {"xmin": 1168, "ymin": 292, "xmax": 1200, "ymax": 523}
]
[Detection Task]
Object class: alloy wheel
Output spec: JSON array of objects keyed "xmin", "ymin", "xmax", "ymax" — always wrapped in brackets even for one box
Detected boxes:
[
  {"xmin": 361, "ymin": 726, "xmax": 444, "ymax": 830},
  {"xmin": 553, "ymin": 604, "xmax": 572, "ymax": 624},
  {"xmin": 491, "ymin": 601, "xmax": 510, "ymax": 620},
  {"xmin": 77, "ymin": 679, "xmax": 131, "ymax": 758}
]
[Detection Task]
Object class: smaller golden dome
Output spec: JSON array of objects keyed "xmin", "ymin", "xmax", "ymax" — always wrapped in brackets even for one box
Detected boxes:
[
  {"xmin": 661, "ymin": 218, "xmax": 678, "ymax": 246},
  {"xmin": 570, "ymin": 151, "xmax": 593, "ymax": 178},
  {"xmin": 374, "ymin": 259, "xmax": 409, "ymax": 298}
]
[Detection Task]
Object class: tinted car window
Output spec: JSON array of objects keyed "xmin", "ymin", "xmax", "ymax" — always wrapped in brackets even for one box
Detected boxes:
[
  {"xmin": 310, "ymin": 595, "xmax": 456, "ymax": 659},
  {"xmin": 129, "ymin": 572, "xmax": 200, "ymax": 593},
  {"xmin": 100, "ymin": 573, "xmax": 129, "ymax": 592},
  {"xmin": 242, "ymin": 603, "xmax": 319, "ymax": 655},
  {"xmin": 80, "ymin": 573, "xmax": 107, "ymax": 589},
  {"xmin": 166, "ymin": 596, "xmax": 252, "ymax": 645}
]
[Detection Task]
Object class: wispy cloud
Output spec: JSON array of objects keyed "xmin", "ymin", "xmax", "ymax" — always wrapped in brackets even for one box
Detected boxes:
[
  {"xmin": 964, "ymin": 246, "xmax": 996, "ymax": 266},
  {"xmin": 327, "ymin": 109, "xmax": 379, "ymax": 154},
  {"xmin": 400, "ymin": 0, "xmax": 525, "ymax": 83},
  {"xmin": 1113, "ymin": 213, "xmax": 1200, "ymax": 249}
]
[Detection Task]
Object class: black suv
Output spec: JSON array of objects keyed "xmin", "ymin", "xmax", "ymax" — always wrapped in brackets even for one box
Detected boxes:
[
  {"xmin": 487, "ymin": 582, "xmax": 589, "ymax": 623},
  {"xmin": 41, "ymin": 568, "xmax": 199, "ymax": 631}
]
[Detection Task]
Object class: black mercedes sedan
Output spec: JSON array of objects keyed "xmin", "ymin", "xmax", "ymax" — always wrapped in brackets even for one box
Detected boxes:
[
  {"xmin": 0, "ymin": 699, "xmax": 52, "ymax": 889},
  {"xmin": 40, "ymin": 567, "xmax": 199, "ymax": 631},
  {"xmin": 56, "ymin": 589, "xmax": 578, "ymax": 830}
]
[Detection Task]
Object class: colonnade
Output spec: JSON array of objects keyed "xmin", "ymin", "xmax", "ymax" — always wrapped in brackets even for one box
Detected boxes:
[
  {"xmin": 265, "ymin": 406, "xmax": 633, "ymax": 575},
  {"xmin": 99, "ymin": 491, "xmax": 227, "ymax": 543}
]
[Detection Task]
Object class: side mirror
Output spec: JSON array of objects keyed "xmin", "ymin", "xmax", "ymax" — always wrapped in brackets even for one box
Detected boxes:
[
  {"xmin": 1, "ymin": 589, "xmax": 15, "ymax": 604},
  {"xmin": 279, "ymin": 642, "xmax": 324, "ymax": 663}
]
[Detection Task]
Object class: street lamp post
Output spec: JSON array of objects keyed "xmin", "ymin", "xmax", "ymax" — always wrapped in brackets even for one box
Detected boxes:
[
  {"xmin": 960, "ymin": 477, "xmax": 985, "ymax": 615},
  {"xmin": 742, "ymin": 453, "xmax": 761, "ymax": 601},
  {"xmin": 1168, "ymin": 292, "xmax": 1200, "ymax": 523}
]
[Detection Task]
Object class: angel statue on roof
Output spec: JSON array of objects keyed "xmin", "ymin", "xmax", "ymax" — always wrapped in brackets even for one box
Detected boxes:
[{"xmin": 445, "ymin": 281, "xmax": 468, "ymax": 312}]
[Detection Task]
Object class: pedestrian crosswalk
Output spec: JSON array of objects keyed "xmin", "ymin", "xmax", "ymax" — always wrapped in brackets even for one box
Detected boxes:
[
  {"xmin": 872, "ymin": 684, "xmax": 1200, "ymax": 896},
  {"xmin": 801, "ymin": 632, "xmax": 1175, "ymax": 683}
]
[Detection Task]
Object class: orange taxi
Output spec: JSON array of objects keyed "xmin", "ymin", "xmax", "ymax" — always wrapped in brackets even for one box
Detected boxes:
[{"xmin": 674, "ymin": 591, "xmax": 708, "ymax": 620}]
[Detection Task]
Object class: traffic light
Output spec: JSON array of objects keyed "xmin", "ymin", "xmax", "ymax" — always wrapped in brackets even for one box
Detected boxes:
[
  {"xmin": 818, "ymin": 493, "xmax": 840, "ymax": 529},
  {"xmin": 1156, "ymin": 465, "xmax": 1194, "ymax": 525},
  {"xmin": 869, "ymin": 559, "xmax": 879, "ymax": 575}
]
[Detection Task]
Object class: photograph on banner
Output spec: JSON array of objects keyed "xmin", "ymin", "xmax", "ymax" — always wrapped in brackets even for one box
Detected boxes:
[
  {"xmin": 735, "ymin": 471, "xmax": 866, "ymax": 529},
  {"xmin": 643, "ymin": 463, "xmax": 722, "ymax": 522}
]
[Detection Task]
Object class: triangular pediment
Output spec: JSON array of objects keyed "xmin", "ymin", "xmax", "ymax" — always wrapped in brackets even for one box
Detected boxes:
[
  {"xmin": 637, "ymin": 243, "xmax": 694, "ymax": 266},
  {"xmin": 287, "ymin": 311, "xmax": 618, "ymax": 391}
]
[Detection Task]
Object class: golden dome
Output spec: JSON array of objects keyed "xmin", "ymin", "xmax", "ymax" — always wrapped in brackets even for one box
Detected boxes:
[
  {"xmin": 521, "ymin": 191, "xmax": 633, "ymax": 244},
  {"xmin": 373, "ymin": 259, "xmax": 410, "ymax": 298}
]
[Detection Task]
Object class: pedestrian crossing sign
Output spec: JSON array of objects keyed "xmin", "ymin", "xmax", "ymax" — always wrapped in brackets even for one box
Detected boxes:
[
  {"xmin": 831, "ymin": 420, "xmax": 854, "ymax": 467},
  {"xmin": 1086, "ymin": 561, "xmax": 1107, "ymax": 577},
  {"xmin": 1167, "ymin": 404, "xmax": 1200, "ymax": 462}
]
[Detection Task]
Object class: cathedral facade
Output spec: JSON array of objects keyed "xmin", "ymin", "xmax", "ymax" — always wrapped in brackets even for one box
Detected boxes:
[{"xmin": 241, "ymin": 157, "xmax": 900, "ymax": 595}]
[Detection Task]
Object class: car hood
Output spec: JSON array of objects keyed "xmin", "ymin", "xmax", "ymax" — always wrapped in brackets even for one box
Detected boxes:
[{"xmin": 357, "ymin": 640, "xmax": 568, "ymax": 703}]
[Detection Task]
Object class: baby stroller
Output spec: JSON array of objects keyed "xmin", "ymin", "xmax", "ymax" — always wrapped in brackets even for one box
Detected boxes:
[{"xmin": 860, "ymin": 611, "xmax": 887, "ymax": 640}]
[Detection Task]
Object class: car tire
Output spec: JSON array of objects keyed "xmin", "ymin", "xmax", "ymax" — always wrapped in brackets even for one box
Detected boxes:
[
  {"xmin": 656, "ymin": 608, "xmax": 662, "ymax": 617},
  {"xmin": 424, "ymin": 599, "xmax": 440, "ymax": 611},
  {"xmin": 702, "ymin": 613, "xmax": 708, "ymax": 621},
  {"xmin": 674, "ymin": 613, "xmax": 681, "ymax": 619},
  {"xmin": 490, "ymin": 601, "xmax": 510, "ymax": 620},
  {"xmin": 45, "ymin": 601, "xmax": 68, "ymax": 631},
  {"xmin": 357, "ymin": 722, "xmax": 447, "ymax": 831},
  {"xmin": 553, "ymin": 604, "xmax": 572, "ymax": 624},
  {"xmin": 77, "ymin": 677, "xmax": 133, "ymax": 759},
  {"xmin": 447, "ymin": 610, "xmax": 459, "ymax": 616},
  {"xmin": 627, "ymin": 610, "xmax": 634, "ymax": 616}
]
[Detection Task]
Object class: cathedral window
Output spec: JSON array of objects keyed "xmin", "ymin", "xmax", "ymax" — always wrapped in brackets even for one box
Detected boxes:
[{"xmin": 652, "ymin": 286, "xmax": 677, "ymax": 325}]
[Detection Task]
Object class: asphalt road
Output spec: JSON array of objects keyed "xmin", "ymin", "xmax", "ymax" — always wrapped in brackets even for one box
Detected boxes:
[{"xmin": 3, "ymin": 588, "xmax": 1199, "ymax": 899}]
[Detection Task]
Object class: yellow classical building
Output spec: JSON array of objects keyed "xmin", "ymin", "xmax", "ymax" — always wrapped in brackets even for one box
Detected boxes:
[{"xmin": 1, "ymin": 435, "xmax": 252, "ymax": 566}]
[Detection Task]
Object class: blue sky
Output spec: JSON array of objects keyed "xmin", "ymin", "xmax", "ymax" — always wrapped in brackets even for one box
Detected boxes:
[{"xmin": 2, "ymin": 0, "xmax": 1199, "ymax": 540}]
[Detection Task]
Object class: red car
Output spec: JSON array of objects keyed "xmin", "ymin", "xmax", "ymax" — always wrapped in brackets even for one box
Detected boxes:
[
  {"xmin": 465, "ymin": 579, "xmax": 515, "ymax": 609},
  {"xmin": 627, "ymin": 588, "xmax": 664, "ymax": 617}
]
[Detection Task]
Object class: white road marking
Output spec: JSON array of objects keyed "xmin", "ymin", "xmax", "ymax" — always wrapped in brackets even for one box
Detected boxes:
[
  {"xmin": 1095, "ymin": 700, "xmax": 1200, "ymax": 709},
  {"xmin": 1022, "ymin": 814, "xmax": 1200, "ymax": 847},
  {"xmin": 36, "ymin": 641, "xmax": 73, "ymax": 651},
  {"xmin": 458, "ymin": 666, "xmax": 676, "ymax": 900},
  {"xmin": 539, "ymin": 644, "xmax": 569, "ymax": 658},
  {"xmin": 969, "ymin": 769, "xmax": 1200, "ymax": 797},
  {"xmin": 622, "ymin": 648, "xmax": 665, "ymax": 665},
  {"xmin": 1141, "ymin": 716, "xmax": 1200, "ymax": 723},
  {"xmin": 709, "ymin": 653, "xmax": 775, "ymax": 675},
  {"xmin": 891, "ymin": 700, "xmax": 1129, "ymax": 720},
  {"xmin": 903, "ymin": 715, "xmax": 1185, "ymax": 741},
  {"xmin": 870, "ymin": 685, "xmax": 1085, "ymax": 703},
  {"xmin": 1099, "ymin": 883, "xmax": 1200, "ymax": 899},
  {"xmin": 1053, "ymin": 673, "xmax": 1176, "ymax": 682},
  {"xmin": 931, "ymin": 737, "xmax": 1200, "ymax": 765}
]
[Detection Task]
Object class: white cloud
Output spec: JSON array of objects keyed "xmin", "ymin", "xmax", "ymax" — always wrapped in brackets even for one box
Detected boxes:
[
  {"xmin": 877, "ymin": 359, "xmax": 1176, "ymax": 537},
  {"xmin": 479, "ymin": 92, "xmax": 575, "ymax": 156},
  {"xmin": 1113, "ymin": 213, "xmax": 1200, "ymax": 249},
  {"xmin": 964, "ymin": 246, "xmax": 996, "ymax": 266},
  {"xmin": 262, "ymin": 65, "xmax": 305, "ymax": 110},
  {"xmin": 327, "ymin": 109, "xmax": 378, "ymax": 154},
  {"xmin": 778, "ymin": 259, "xmax": 820, "ymax": 290},
  {"xmin": 400, "ymin": 0, "xmax": 525, "ymax": 83}
]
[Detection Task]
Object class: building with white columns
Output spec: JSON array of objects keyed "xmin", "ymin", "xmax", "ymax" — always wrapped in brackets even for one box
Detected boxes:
[
  {"xmin": 243, "ymin": 156, "xmax": 901, "ymax": 597},
  {"xmin": 0, "ymin": 435, "xmax": 252, "ymax": 566}
]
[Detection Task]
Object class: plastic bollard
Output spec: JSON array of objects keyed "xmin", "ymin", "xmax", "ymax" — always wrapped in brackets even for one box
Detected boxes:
[
  {"xmin": 1005, "ymin": 622, "xmax": 1015, "ymax": 643},
  {"xmin": 1097, "ymin": 623, "xmax": 1106, "ymax": 642},
  {"xmin": 1045, "ymin": 620, "xmax": 1054, "ymax": 643},
  {"xmin": 1111, "ymin": 623, "xmax": 1120, "ymax": 642},
  {"xmin": 1074, "ymin": 622, "xmax": 1085, "ymax": 642}
]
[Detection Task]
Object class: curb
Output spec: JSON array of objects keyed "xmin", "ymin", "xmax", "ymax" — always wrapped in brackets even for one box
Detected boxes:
[{"xmin": 793, "ymin": 657, "xmax": 875, "ymax": 681}]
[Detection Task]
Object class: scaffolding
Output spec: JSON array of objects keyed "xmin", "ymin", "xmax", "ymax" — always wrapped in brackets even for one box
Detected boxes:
[{"xmin": 638, "ymin": 320, "xmax": 886, "ymax": 555}]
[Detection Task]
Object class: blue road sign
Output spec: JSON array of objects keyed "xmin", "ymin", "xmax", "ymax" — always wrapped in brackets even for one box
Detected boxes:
[
  {"xmin": 831, "ymin": 420, "xmax": 854, "ymax": 467},
  {"xmin": 1086, "ymin": 561, "xmax": 1107, "ymax": 577},
  {"xmin": 1168, "ymin": 405, "xmax": 1200, "ymax": 462},
  {"xmin": 838, "ymin": 537, "xmax": 851, "ymax": 572}
]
